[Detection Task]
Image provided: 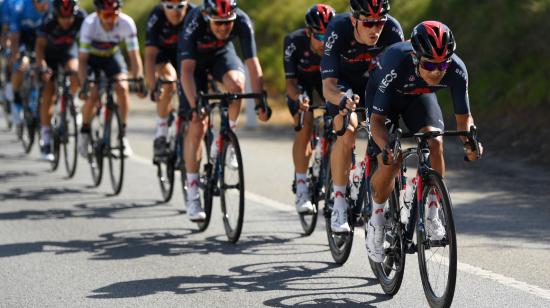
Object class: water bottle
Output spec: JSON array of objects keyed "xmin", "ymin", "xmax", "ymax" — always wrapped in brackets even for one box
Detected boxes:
[
  {"xmin": 399, "ymin": 176, "xmax": 416, "ymax": 224},
  {"xmin": 312, "ymin": 138, "xmax": 322, "ymax": 178},
  {"xmin": 349, "ymin": 160, "xmax": 365, "ymax": 201}
]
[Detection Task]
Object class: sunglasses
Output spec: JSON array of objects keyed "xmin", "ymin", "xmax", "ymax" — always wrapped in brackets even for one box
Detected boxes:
[
  {"xmin": 357, "ymin": 17, "xmax": 387, "ymax": 28},
  {"xmin": 312, "ymin": 32, "xmax": 325, "ymax": 41},
  {"xmin": 162, "ymin": 2, "xmax": 187, "ymax": 11},
  {"xmin": 420, "ymin": 59, "xmax": 451, "ymax": 71},
  {"xmin": 210, "ymin": 19, "xmax": 234, "ymax": 26},
  {"xmin": 99, "ymin": 10, "xmax": 120, "ymax": 20}
]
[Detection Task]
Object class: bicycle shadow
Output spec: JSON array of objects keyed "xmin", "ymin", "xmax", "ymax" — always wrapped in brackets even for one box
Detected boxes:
[
  {"xmin": 0, "ymin": 186, "xmax": 96, "ymax": 202},
  {"xmin": 0, "ymin": 170, "xmax": 38, "ymax": 182},
  {"xmin": 88, "ymin": 260, "xmax": 378, "ymax": 299},
  {"xmin": 263, "ymin": 291, "xmax": 391, "ymax": 307}
]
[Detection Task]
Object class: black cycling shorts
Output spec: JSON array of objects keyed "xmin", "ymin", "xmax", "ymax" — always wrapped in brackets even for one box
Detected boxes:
[
  {"xmin": 155, "ymin": 49, "xmax": 178, "ymax": 69},
  {"xmin": 87, "ymin": 52, "xmax": 128, "ymax": 79},
  {"xmin": 45, "ymin": 45, "xmax": 77, "ymax": 75}
]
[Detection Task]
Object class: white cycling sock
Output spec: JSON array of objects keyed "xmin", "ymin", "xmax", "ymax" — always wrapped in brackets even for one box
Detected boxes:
[
  {"xmin": 295, "ymin": 173, "xmax": 308, "ymax": 194},
  {"xmin": 186, "ymin": 173, "xmax": 200, "ymax": 201},
  {"xmin": 426, "ymin": 192, "xmax": 439, "ymax": 219},
  {"xmin": 155, "ymin": 117, "xmax": 168, "ymax": 139},
  {"xmin": 41, "ymin": 126, "xmax": 51, "ymax": 145},
  {"xmin": 229, "ymin": 119, "xmax": 238, "ymax": 131},
  {"xmin": 333, "ymin": 184, "xmax": 347, "ymax": 211},
  {"xmin": 371, "ymin": 200, "xmax": 387, "ymax": 226}
]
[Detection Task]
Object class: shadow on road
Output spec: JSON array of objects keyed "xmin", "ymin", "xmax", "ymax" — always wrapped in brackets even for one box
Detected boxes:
[
  {"xmin": 264, "ymin": 291, "xmax": 390, "ymax": 307},
  {"xmin": 88, "ymin": 260, "xmax": 381, "ymax": 302},
  {"xmin": 0, "ymin": 186, "xmax": 96, "ymax": 202}
]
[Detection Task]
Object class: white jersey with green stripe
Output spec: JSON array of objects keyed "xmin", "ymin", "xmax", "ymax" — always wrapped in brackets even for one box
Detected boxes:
[{"xmin": 79, "ymin": 12, "xmax": 139, "ymax": 57}]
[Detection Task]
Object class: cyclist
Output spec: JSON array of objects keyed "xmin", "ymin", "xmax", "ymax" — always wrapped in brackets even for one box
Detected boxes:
[
  {"xmin": 364, "ymin": 21, "xmax": 484, "ymax": 262},
  {"xmin": 35, "ymin": 0, "xmax": 86, "ymax": 161},
  {"xmin": 178, "ymin": 0, "xmax": 271, "ymax": 222},
  {"xmin": 284, "ymin": 4, "xmax": 335, "ymax": 214},
  {"xmin": 145, "ymin": 0, "xmax": 194, "ymax": 160},
  {"xmin": 78, "ymin": 0, "xmax": 146, "ymax": 158},
  {"xmin": 321, "ymin": 0, "xmax": 403, "ymax": 233},
  {"xmin": 7, "ymin": 0, "xmax": 49, "ymax": 138}
]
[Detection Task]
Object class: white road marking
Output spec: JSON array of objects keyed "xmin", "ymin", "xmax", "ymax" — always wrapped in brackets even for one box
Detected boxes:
[{"xmin": 130, "ymin": 154, "xmax": 550, "ymax": 301}]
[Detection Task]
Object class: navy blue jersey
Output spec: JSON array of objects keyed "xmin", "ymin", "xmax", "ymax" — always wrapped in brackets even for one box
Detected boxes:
[
  {"xmin": 321, "ymin": 13, "xmax": 403, "ymax": 90},
  {"xmin": 145, "ymin": 3, "xmax": 195, "ymax": 52},
  {"xmin": 368, "ymin": 41, "xmax": 470, "ymax": 115},
  {"xmin": 283, "ymin": 29, "xmax": 322, "ymax": 91},
  {"xmin": 178, "ymin": 7, "xmax": 256, "ymax": 61},
  {"xmin": 37, "ymin": 9, "xmax": 86, "ymax": 50}
]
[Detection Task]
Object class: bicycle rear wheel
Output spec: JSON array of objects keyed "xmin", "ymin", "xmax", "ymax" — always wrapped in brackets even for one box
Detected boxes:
[
  {"xmin": 107, "ymin": 106, "xmax": 124, "ymax": 195},
  {"xmin": 63, "ymin": 98, "xmax": 78, "ymax": 178},
  {"xmin": 49, "ymin": 113, "xmax": 61, "ymax": 171},
  {"xmin": 89, "ymin": 109, "xmax": 104, "ymax": 187},
  {"xmin": 324, "ymin": 161, "xmax": 354, "ymax": 265},
  {"xmin": 369, "ymin": 189, "xmax": 406, "ymax": 295},
  {"xmin": 417, "ymin": 171, "xmax": 457, "ymax": 308},
  {"xmin": 156, "ymin": 137, "xmax": 176, "ymax": 202},
  {"xmin": 220, "ymin": 130, "xmax": 244, "ymax": 243},
  {"xmin": 299, "ymin": 160, "xmax": 321, "ymax": 236}
]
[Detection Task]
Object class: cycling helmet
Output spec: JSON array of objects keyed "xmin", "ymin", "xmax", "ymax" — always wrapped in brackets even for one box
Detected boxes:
[
  {"xmin": 350, "ymin": 0, "xmax": 390, "ymax": 18},
  {"xmin": 94, "ymin": 0, "xmax": 122, "ymax": 10},
  {"xmin": 305, "ymin": 4, "xmax": 335, "ymax": 33},
  {"xmin": 203, "ymin": 0, "xmax": 237, "ymax": 19},
  {"xmin": 53, "ymin": 0, "xmax": 78, "ymax": 17},
  {"xmin": 411, "ymin": 21, "xmax": 456, "ymax": 61}
]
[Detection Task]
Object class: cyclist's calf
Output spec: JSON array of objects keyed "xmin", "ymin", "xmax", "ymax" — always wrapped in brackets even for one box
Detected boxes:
[{"xmin": 371, "ymin": 154, "xmax": 401, "ymax": 204}]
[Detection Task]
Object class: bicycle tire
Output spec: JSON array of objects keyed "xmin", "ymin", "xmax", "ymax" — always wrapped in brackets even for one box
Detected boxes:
[
  {"xmin": 417, "ymin": 171, "xmax": 457, "ymax": 308},
  {"xmin": 157, "ymin": 151, "xmax": 176, "ymax": 202},
  {"xmin": 324, "ymin": 151, "xmax": 354, "ymax": 265},
  {"xmin": 369, "ymin": 189, "xmax": 406, "ymax": 295},
  {"xmin": 220, "ymin": 130, "xmax": 245, "ymax": 243},
  {"xmin": 299, "ymin": 149, "xmax": 323, "ymax": 236},
  {"xmin": 63, "ymin": 98, "xmax": 78, "ymax": 178},
  {"xmin": 107, "ymin": 106, "xmax": 124, "ymax": 195},
  {"xmin": 89, "ymin": 112, "xmax": 104, "ymax": 187},
  {"xmin": 21, "ymin": 109, "xmax": 35, "ymax": 154},
  {"xmin": 50, "ymin": 110, "xmax": 61, "ymax": 171}
]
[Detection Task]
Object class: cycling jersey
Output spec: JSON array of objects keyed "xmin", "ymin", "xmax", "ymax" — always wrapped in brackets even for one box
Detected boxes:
[
  {"xmin": 146, "ymin": 4, "xmax": 195, "ymax": 52},
  {"xmin": 178, "ymin": 7, "xmax": 256, "ymax": 61},
  {"xmin": 79, "ymin": 12, "xmax": 138, "ymax": 57},
  {"xmin": 366, "ymin": 41, "xmax": 470, "ymax": 117},
  {"xmin": 38, "ymin": 9, "xmax": 86, "ymax": 51},
  {"xmin": 283, "ymin": 28, "xmax": 323, "ymax": 116},
  {"xmin": 320, "ymin": 13, "xmax": 404, "ymax": 91},
  {"xmin": 8, "ymin": 0, "xmax": 47, "ymax": 51}
]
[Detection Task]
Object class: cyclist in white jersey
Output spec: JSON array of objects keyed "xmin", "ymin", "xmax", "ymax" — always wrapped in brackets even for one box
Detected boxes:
[{"xmin": 77, "ymin": 0, "xmax": 146, "ymax": 158}]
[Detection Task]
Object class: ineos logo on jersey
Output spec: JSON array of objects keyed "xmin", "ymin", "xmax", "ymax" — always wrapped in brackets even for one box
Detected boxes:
[
  {"xmin": 373, "ymin": 105, "xmax": 384, "ymax": 113},
  {"xmin": 183, "ymin": 19, "xmax": 199, "ymax": 40},
  {"xmin": 147, "ymin": 15, "xmax": 158, "ymax": 29},
  {"xmin": 284, "ymin": 42, "xmax": 296, "ymax": 61},
  {"xmin": 324, "ymin": 31, "xmax": 338, "ymax": 55},
  {"xmin": 378, "ymin": 69, "xmax": 398, "ymax": 93},
  {"xmin": 455, "ymin": 68, "xmax": 467, "ymax": 81}
]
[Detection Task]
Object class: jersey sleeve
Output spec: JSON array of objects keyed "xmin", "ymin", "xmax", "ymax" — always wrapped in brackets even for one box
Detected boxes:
[
  {"xmin": 320, "ymin": 21, "xmax": 343, "ymax": 80},
  {"xmin": 36, "ymin": 15, "xmax": 51, "ymax": 37},
  {"xmin": 283, "ymin": 34, "xmax": 297, "ymax": 79},
  {"xmin": 124, "ymin": 16, "xmax": 139, "ymax": 51},
  {"xmin": 236, "ymin": 11, "xmax": 257, "ymax": 59},
  {"xmin": 385, "ymin": 16, "xmax": 405, "ymax": 45},
  {"xmin": 371, "ymin": 53, "xmax": 402, "ymax": 116},
  {"xmin": 145, "ymin": 9, "xmax": 160, "ymax": 48},
  {"xmin": 449, "ymin": 56, "xmax": 471, "ymax": 115},
  {"xmin": 178, "ymin": 10, "xmax": 200, "ymax": 61},
  {"xmin": 79, "ymin": 17, "xmax": 92, "ymax": 53}
]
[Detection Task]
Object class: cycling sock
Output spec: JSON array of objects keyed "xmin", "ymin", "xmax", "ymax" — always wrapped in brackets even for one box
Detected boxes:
[
  {"xmin": 121, "ymin": 123, "xmax": 127, "ymax": 137},
  {"xmin": 426, "ymin": 192, "xmax": 439, "ymax": 219},
  {"xmin": 41, "ymin": 126, "xmax": 51, "ymax": 145},
  {"xmin": 80, "ymin": 123, "xmax": 91, "ymax": 134},
  {"xmin": 156, "ymin": 117, "xmax": 168, "ymax": 139},
  {"xmin": 186, "ymin": 173, "xmax": 200, "ymax": 201},
  {"xmin": 295, "ymin": 173, "xmax": 308, "ymax": 194},
  {"xmin": 371, "ymin": 200, "xmax": 387, "ymax": 226},
  {"xmin": 333, "ymin": 184, "xmax": 347, "ymax": 211},
  {"xmin": 229, "ymin": 119, "xmax": 238, "ymax": 131}
]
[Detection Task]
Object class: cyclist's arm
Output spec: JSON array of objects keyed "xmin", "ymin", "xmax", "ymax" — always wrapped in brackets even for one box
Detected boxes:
[
  {"xmin": 77, "ymin": 51, "xmax": 88, "ymax": 86},
  {"xmin": 144, "ymin": 46, "xmax": 158, "ymax": 90},
  {"xmin": 34, "ymin": 36, "xmax": 47, "ymax": 70},
  {"xmin": 455, "ymin": 113, "xmax": 475, "ymax": 143},
  {"xmin": 244, "ymin": 57, "xmax": 263, "ymax": 97},
  {"xmin": 127, "ymin": 49, "xmax": 143, "ymax": 78},
  {"xmin": 180, "ymin": 58, "xmax": 197, "ymax": 108},
  {"xmin": 370, "ymin": 113, "xmax": 390, "ymax": 151},
  {"xmin": 322, "ymin": 77, "xmax": 346, "ymax": 107},
  {"xmin": 285, "ymin": 78, "xmax": 301, "ymax": 102}
]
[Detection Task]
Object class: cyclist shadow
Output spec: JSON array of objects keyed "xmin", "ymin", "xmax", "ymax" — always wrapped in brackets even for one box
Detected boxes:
[
  {"xmin": 0, "ymin": 170, "xmax": 38, "ymax": 183},
  {"xmin": 0, "ymin": 185, "xmax": 96, "ymax": 202},
  {"xmin": 88, "ymin": 260, "xmax": 379, "ymax": 300}
]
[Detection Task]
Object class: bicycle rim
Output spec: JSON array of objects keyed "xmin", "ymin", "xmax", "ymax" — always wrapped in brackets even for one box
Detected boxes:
[
  {"xmin": 220, "ymin": 130, "xmax": 244, "ymax": 243},
  {"xmin": 157, "ymin": 150, "xmax": 175, "ymax": 202},
  {"xmin": 417, "ymin": 172, "xmax": 457, "ymax": 308},
  {"xmin": 196, "ymin": 136, "xmax": 213, "ymax": 232},
  {"xmin": 21, "ymin": 111, "xmax": 34, "ymax": 154},
  {"xmin": 63, "ymin": 99, "xmax": 78, "ymax": 178},
  {"xmin": 299, "ymin": 166, "xmax": 319, "ymax": 236},
  {"xmin": 89, "ymin": 111, "xmax": 103, "ymax": 187},
  {"xmin": 107, "ymin": 107, "xmax": 124, "ymax": 195},
  {"xmin": 50, "ymin": 114, "xmax": 61, "ymax": 171}
]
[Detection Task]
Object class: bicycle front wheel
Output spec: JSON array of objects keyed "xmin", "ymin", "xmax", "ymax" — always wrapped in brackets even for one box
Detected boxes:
[
  {"xmin": 107, "ymin": 106, "xmax": 124, "ymax": 195},
  {"xmin": 417, "ymin": 171, "xmax": 457, "ymax": 308},
  {"xmin": 220, "ymin": 130, "xmax": 244, "ymax": 243},
  {"xmin": 21, "ymin": 108, "xmax": 35, "ymax": 154},
  {"xmin": 63, "ymin": 98, "xmax": 78, "ymax": 178},
  {"xmin": 89, "ymin": 111, "xmax": 104, "ymax": 187},
  {"xmin": 49, "ymin": 114, "xmax": 61, "ymax": 171}
]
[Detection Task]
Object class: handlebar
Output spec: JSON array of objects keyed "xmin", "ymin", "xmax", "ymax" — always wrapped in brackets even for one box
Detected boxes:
[
  {"xmin": 294, "ymin": 105, "xmax": 327, "ymax": 132},
  {"xmin": 335, "ymin": 89, "xmax": 356, "ymax": 136},
  {"xmin": 196, "ymin": 91, "xmax": 270, "ymax": 119}
]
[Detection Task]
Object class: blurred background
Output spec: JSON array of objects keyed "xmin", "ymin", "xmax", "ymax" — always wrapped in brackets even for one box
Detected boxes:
[{"xmin": 80, "ymin": 0, "xmax": 550, "ymax": 168}]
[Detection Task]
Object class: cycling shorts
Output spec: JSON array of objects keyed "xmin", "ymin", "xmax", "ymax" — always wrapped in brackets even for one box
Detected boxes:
[
  {"xmin": 155, "ymin": 49, "xmax": 177, "ymax": 70},
  {"xmin": 86, "ymin": 52, "xmax": 128, "ymax": 79},
  {"xmin": 45, "ymin": 45, "xmax": 77, "ymax": 75}
]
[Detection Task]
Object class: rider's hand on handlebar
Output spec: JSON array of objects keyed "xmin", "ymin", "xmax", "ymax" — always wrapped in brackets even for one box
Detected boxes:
[
  {"xmin": 464, "ymin": 141, "xmax": 483, "ymax": 161},
  {"xmin": 298, "ymin": 94, "xmax": 310, "ymax": 111},
  {"xmin": 135, "ymin": 77, "xmax": 148, "ymax": 99},
  {"xmin": 338, "ymin": 94, "xmax": 359, "ymax": 116},
  {"xmin": 256, "ymin": 104, "xmax": 271, "ymax": 122},
  {"xmin": 382, "ymin": 145, "xmax": 399, "ymax": 165}
]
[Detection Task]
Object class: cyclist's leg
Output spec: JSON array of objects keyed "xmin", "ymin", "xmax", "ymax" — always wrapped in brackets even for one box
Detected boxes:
[
  {"xmin": 401, "ymin": 93, "xmax": 445, "ymax": 176},
  {"xmin": 64, "ymin": 45, "xmax": 80, "ymax": 96},
  {"xmin": 39, "ymin": 51, "xmax": 58, "ymax": 153},
  {"xmin": 78, "ymin": 58, "xmax": 100, "ymax": 156},
  {"xmin": 154, "ymin": 51, "xmax": 177, "ymax": 140},
  {"xmin": 10, "ymin": 55, "xmax": 28, "ymax": 125},
  {"xmin": 212, "ymin": 45, "xmax": 245, "ymax": 128},
  {"xmin": 108, "ymin": 52, "xmax": 129, "ymax": 133}
]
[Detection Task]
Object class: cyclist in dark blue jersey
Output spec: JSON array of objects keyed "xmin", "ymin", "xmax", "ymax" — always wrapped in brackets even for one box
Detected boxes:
[
  {"xmin": 321, "ymin": 0, "xmax": 403, "ymax": 233},
  {"xmin": 145, "ymin": 0, "xmax": 194, "ymax": 159},
  {"xmin": 35, "ymin": 0, "xmax": 86, "ymax": 161},
  {"xmin": 8, "ymin": 0, "xmax": 49, "ymax": 137},
  {"xmin": 178, "ymin": 0, "xmax": 270, "ymax": 222},
  {"xmin": 284, "ymin": 4, "xmax": 335, "ymax": 215},
  {"xmin": 365, "ymin": 21, "xmax": 484, "ymax": 262}
]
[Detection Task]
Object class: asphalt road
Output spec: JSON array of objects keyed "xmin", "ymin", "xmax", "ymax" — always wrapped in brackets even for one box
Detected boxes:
[{"xmin": 1, "ymin": 101, "xmax": 549, "ymax": 307}]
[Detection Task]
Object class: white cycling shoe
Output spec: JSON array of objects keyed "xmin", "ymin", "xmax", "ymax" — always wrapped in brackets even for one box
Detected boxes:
[
  {"xmin": 186, "ymin": 198, "xmax": 206, "ymax": 222},
  {"xmin": 366, "ymin": 221, "xmax": 386, "ymax": 263},
  {"xmin": 330, "ymin": 203, "xmax": 350, "ymax": 233},
  {"xmin": 426, "ymin": 217, "xmax": 446, "ymax": 240},
  {"xmin": 295, "ymin": 192, "xmax": 314, "ymax": 214}
]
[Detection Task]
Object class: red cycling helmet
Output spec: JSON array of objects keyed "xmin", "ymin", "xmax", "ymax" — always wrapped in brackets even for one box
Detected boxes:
[
  {"xmin": 305, "ymin": 4, "xmax": 336, "ymax": 33},
  {"xmin": 53, "ymin": 0, "xmax": 78, "ymax": 17},
  {"xmin": 411, "ymin": 21, "xmax": 456, "ymax": 61},
  {"xmin": 350, "ymin": 0, "xmax": 390, "ymax": 18},
  {"xmin": 94, "ymin": 0, "xmax": 122, "ymax": 11},
  {"xmin": 203, "ymin": 0, "xmax": 237, "ymax": 20}
]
